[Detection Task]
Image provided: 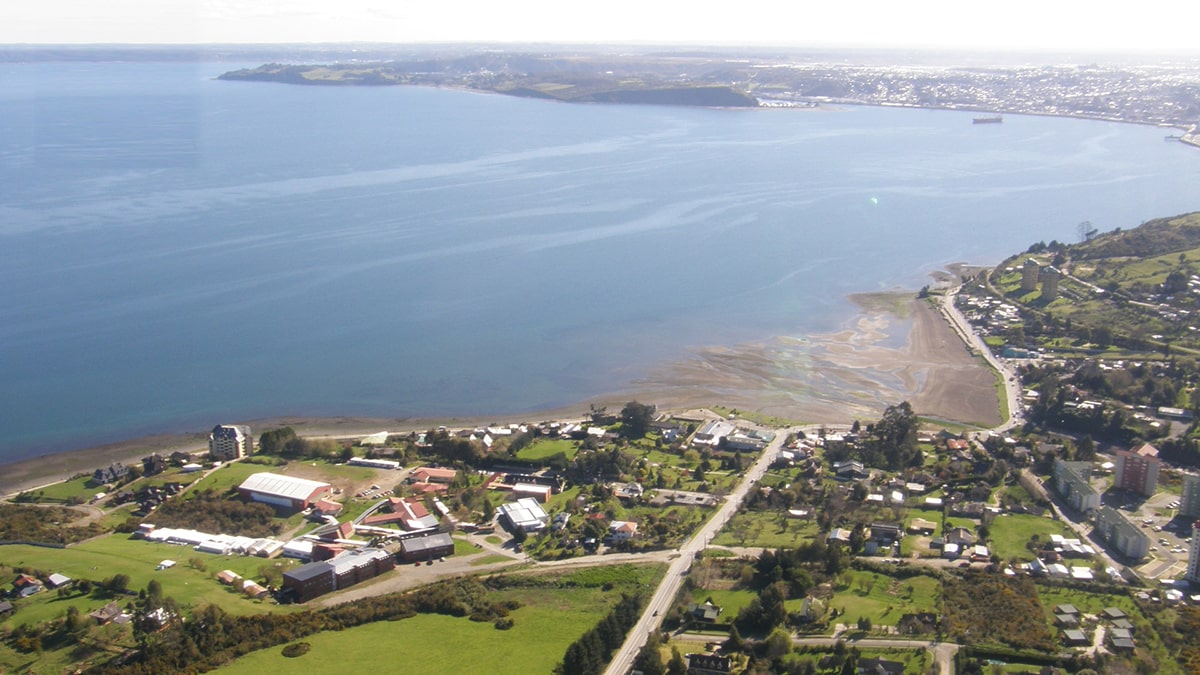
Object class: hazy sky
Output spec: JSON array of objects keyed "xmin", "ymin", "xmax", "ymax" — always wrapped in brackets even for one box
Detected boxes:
[{"xmin": 5, "ymin": 0, "xmax": 1199, "ymax": 52}]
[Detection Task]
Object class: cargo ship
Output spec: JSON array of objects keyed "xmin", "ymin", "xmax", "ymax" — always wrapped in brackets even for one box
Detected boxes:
[{"xmin": 973, "ymin": 115, "xmax": 1003, "ymax": 124}]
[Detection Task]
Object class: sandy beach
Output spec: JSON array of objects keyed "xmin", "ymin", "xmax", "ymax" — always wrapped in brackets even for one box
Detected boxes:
[{"xmin": 0, "ymin": 286, "xmax": 999, "ymax": 497}]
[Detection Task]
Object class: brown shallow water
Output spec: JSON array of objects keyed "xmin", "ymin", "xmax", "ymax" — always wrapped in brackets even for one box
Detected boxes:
[{"xmin": 0, "ymin": 292, "xmax": 998, "ymax": 496}]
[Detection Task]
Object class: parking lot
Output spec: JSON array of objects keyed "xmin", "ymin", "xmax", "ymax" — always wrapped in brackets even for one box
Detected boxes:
[{"xmin": 1130, "ymin": 492, "xmax": 1193, "ymax": 580}]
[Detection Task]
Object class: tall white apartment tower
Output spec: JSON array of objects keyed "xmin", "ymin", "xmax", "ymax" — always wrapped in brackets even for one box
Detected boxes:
[
  {"xmin": 209, "ymin": 424, "xmax": 252, "ymax": 461},
  {"xmin": 1180, "ymin": 472, "xmax": 1200, "ymax": 519},
  {"xmin": 1188, "ymin": 521, "xmax": 1200, "ymax": 583}
]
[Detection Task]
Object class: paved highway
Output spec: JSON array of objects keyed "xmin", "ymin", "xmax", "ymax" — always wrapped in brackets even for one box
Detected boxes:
[{"xmin": 603, "ymin": 427, "xmax": 793, "ymax": 675}]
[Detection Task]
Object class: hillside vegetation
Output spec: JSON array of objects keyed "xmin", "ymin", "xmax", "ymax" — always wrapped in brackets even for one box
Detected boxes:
[{"xmin": 1073, "ymin": 212, "xmax": 1200, "ymax": 261}]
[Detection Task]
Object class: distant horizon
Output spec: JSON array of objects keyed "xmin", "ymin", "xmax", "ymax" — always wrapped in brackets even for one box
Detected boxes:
[
  {"xmin": 6, "ymin": 1, "xmax": 1198, "ymax": 54},
  {"xmin": 2, "ymin": 41, "xmax": 1198, "ymax": 65}
]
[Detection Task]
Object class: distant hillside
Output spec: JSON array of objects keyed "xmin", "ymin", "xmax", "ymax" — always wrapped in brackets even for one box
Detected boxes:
[
  {"xmin": 219, "ymin": 61, "xmax": 758, "ymax": 108},
  {"xmin": 1072, "ymin": 212, "xmax": 1200, "ymax": 260},
  {"xmin": 979, "ymin": 210, "xmax": 1200, "ymax": 362}
]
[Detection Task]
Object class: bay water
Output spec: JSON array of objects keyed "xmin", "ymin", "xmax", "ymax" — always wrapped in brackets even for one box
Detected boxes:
[{"xmin": 3, "ymin": 61, "xmax": 1200, "ymax": 460}]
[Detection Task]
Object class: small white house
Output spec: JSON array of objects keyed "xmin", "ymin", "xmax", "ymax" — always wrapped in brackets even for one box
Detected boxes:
[{"xmin": 609, "ymin": 521, "xmax": 638, "ymax": 542}]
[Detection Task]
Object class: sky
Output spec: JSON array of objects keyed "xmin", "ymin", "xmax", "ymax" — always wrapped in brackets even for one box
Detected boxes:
[{"xmin": 4, "ymin": 0, "xmax": 1200, "ymax": 53}]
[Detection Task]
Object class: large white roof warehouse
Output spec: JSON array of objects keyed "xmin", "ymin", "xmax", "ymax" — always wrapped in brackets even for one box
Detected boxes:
[{"xmin": 237, "ymin": 472, "xmax": 333, "ymax": 510}]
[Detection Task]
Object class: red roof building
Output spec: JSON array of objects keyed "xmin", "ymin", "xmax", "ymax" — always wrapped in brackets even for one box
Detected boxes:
[
  {"xmin": 362, "ymin": 497, "xmax": 439, "ymax": 531},
  {"xmin": 12, "ymin": 574, "xmax": 42, "ymax": 597},
  {"xmin": 1115, "ymin": 443, "xmax": 1161, "ymax": 496},
  {"xmin": 313, "ymin": 499, "xmax": 344, "ymax": 516},
  {"xmin": 413, "ymin": 467, "xmax": 459, "ymax": 484}
]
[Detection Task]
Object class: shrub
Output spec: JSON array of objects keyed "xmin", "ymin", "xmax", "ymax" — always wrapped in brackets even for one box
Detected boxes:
[{"xmin": 281, "ymin": 642, "xmax": 310, "ymax": 658}]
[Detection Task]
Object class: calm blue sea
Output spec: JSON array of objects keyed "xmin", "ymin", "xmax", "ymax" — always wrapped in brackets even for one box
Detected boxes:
[{"xmin": 2, "ymin": 61, "xmax": 1200, "ymax": 460}]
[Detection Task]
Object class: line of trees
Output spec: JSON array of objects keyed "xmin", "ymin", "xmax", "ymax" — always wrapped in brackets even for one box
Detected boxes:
[{"xmin": 553, "ymin": 593, "xmax": 643, "ymax": 675}]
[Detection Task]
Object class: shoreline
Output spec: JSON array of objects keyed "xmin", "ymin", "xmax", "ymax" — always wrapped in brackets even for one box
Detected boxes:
[
  {"xmin": 216, "ymin": 66, "xmax": 1200, "ymax": 144},
  {"xmin": 0, "ymin": 276, "xmax": 1002, "ymax": 499}
]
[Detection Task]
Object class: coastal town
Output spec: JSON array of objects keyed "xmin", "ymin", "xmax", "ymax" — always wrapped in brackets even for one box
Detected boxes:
[
  {"xmin": 5, "ymin": 214, "xmax": 1200, "ymax": 673},
  {"xmin": 218, "ymin": 47, "xmax": 1200, "ymax": 146}
]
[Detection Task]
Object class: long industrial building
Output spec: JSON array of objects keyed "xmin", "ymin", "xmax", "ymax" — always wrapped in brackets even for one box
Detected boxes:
[{"xmin": 237, "ymin": 472, "xmax": 333, "ymax": 511}]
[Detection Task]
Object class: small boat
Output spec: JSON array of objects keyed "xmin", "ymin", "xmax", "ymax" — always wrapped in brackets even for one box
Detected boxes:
[{"xmin": 973, "ymin": 115, "xmax": 1003, "ymax": 124}]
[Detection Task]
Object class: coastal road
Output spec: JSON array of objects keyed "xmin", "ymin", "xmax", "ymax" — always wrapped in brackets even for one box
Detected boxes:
[
  {"xmin": 935, "ymin": 287, "xmax": 1023, "ymax": 432},
  {"xmin": 602, "ymin": 428, "xmax": 789, "ymax": 675}
]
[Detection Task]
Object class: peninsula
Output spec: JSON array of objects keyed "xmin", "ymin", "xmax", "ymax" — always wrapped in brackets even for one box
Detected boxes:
[{"xmin": 217, "ymin": 45, "xmax": 1200, "ymax": 139}]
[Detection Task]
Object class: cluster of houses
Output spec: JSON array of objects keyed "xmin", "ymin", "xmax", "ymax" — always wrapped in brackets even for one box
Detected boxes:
[
  {"xmin": 3, "ymin": 572, "xmax": 73, "ymax": 619},
  {"xmin": 9, "ymin": 572, "xmax": 71, "ymax": 600},
  {"xmin": 109, "ymin": 482, "xmax": 185, "ymax": 515},
  {"xmin": 958, "ymin": 293, "xmax": 1024, "ymax": 335},
  {"xmin": 1056, "ymin": 604, "xmax": 1138, "ymax": 652},
  {"xmin": 216, "ymin": 570, "xmax": 270, "ymax": 599},
  {"xmin": 88, "ymin": 450, "xmax": 201, "ymax": 493}
]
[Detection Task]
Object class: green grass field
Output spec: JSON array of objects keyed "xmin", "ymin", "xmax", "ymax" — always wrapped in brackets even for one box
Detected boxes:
[
  {"xmin": 707, "ymin": 406, "xmax": 800, "ymax": 428},
  {"xmin": 713, "ymin": 510, "xmax": 819, "ymax": 549},
  {"xmin": 214, "ymin": 585, "xmax": 629, "ymax": 674},
  {"xmin": 636, "ymin": 449, "xmax": 687, "ymax": 468},
  {"xmin": 185, "ymin": 462, "xmax": 269, "ymax": 496},
  {"xmin": 516, "ymin": 438, "xmax": 579, "ymax": 462},
  {"xmin": 452, "ymin": 536, "xmax": 478, "ymax": 556},
  {"xmin": 987, "ymin": 513, "xmax": 1076, "ymax": 561},
  {"xmin": 20, "ymin": 475, "xmax": 101, "ymax": 503},
  {"xmin": 942, "ymin": 517, "xmax": 977, "ymax": 534},
  {"xmin": 186, "ymin": 457, "xmax": 382, "ymax": 498},
  {"xmin": 1035, "ymin": 585, "xmax": 1143, "ymax": 626},
  {"xmin": 823, "ymin": 571, "xmax": 940, "ymax": 630},
  {"xmin": 0, "ymin": 535, "xmax": 300, "ymax": 628},
  {"xmin": 695, "ymin": 588, "xmax": 756, "ymax": 624},
  {"xmin": 544, "ymin": 485, "xmax": 582, "ymax": 513}
]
